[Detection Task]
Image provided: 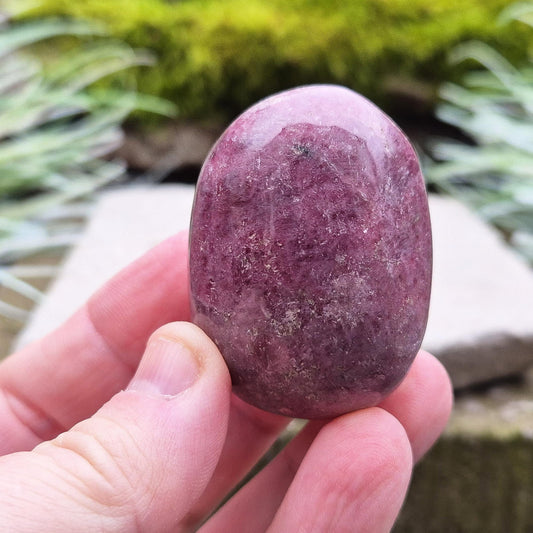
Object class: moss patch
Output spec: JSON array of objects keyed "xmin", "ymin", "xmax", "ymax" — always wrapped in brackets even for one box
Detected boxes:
[
  {"xmin": 396, "ymin": 436, "xmax": 533, "ymax": 532},
  {"xmin": 26, "ymin": 0, "xmax": 533, "ymax": 120},
  {"xmin": 397, "ymin": 370, "xmax": 533, "ymax": 531}
]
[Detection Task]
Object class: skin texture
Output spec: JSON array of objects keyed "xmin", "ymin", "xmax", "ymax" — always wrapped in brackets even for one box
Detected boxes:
[
  {"xmin": 190, "ymin": 85, "xmax": 432, "ymax": 418},
  {"xmin": 0, "ymin": 232, "xmax": 452, "ymax": 532}
]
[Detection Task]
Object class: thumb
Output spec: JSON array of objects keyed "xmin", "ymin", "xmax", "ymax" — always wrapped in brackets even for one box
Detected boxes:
[{"xmin": 0, "ymin": 322, "xmax": 231, "ymax": 533}]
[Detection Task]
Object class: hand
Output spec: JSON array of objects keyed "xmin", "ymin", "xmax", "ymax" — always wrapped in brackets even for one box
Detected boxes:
[{"xmin": 0, "ymin": 231, "xmax": 452, "ymax": 532}]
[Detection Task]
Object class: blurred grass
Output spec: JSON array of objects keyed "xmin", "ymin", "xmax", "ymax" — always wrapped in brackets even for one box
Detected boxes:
[
  {"xmin": 0, "ymin": 9, "xmax": 173, "ymax": 325},
  {"xmin": 425, "ymin": 3, "xmax": 533, "ymax": 265}
]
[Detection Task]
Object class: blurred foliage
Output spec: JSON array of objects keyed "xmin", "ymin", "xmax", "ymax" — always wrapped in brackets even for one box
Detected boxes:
[
  {"xmin": 426, "ymin": 3, "xmax": 533, "ymax": 264},
  {"xmin": 0, "ymin": 8, "xmax": 173, "ymax": 322},
  {"xmin": 27, "ymin": 0, "xmax": 533, "ymax": 121}
]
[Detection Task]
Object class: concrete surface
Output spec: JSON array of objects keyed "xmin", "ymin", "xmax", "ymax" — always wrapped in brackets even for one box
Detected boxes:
[{"xmin": 13, "ymin": 187, "xmax": 533, "ymax": 390}]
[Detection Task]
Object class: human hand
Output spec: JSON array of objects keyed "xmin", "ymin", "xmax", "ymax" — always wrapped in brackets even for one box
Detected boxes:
[{"xmin": 0, "ymin": 231, "xmax": 452, "ymax": 532}]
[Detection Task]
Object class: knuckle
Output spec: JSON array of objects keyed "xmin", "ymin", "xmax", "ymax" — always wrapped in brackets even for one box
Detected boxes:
[{"xmin": 36, "ymin": 416, "xmax": 152, "ymax": 527}]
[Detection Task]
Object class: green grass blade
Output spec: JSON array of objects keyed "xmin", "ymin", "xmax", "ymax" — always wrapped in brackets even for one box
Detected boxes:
[
  {"xmin": 0, "ymin": 269, "xmax": 42, "ymax": 302},
  {"xmin": 0, "ymin": 19, "xmax": 100, "ymax": 57}
]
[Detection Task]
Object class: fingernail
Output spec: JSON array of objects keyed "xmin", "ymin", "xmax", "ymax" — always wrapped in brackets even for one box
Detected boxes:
[{"xmin": 128, "ymin": 336, "xmax": 201, "ymax": 397}]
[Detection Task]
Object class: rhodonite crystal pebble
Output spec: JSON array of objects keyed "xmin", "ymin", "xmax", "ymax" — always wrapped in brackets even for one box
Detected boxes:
[{"xmin": 189, "ymin": 85, "xmax": 432, "ymax": 419}]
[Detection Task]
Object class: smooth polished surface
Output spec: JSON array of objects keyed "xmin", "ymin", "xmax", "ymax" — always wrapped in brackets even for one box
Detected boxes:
[
  {"xmin": 192, "ymin": 86, "xmax": 430, "ymax": 417},
  {"xmin": 189, "ymin": 85, "xmax": 432, "ymax": 418}
]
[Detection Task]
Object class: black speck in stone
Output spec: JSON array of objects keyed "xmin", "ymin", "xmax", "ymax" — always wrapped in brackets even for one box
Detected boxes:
[{"xmin": 292, "ymin": 143, "xmax": 312, "ymax": 157}]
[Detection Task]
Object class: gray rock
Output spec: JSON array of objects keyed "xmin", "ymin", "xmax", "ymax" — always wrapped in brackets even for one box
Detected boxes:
[
  {"xmin": 14, "ymin": 184, "xmax": 195, "ymax": 350},
  {"xmin": 425, "ymin": 196, "xmax": 533, "ymax": 388},
  {"xmin": 14, "ymin": 189, "xmax": 533, "ymax": 391}
]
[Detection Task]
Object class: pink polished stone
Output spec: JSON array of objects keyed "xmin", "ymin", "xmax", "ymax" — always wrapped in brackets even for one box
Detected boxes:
[{"xmin": 189, "ymin": 85, "xmax": 432, "ymax": 419}]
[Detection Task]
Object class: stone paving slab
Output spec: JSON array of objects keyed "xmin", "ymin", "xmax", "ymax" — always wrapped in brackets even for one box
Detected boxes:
[
  {"xmin": 11, "ymin": 184, "xmax": 533, "ymax": 533},
  {"xmin": 426, "ymin": 195, "xmax": 533, "ymax": 388},
  {"xmin": 14, "ymin": 184, "xmax": 195, "ymax": 351},
  {"xmin": 14, "ymin": 186, "xmax": 533, "ymax": 390}
]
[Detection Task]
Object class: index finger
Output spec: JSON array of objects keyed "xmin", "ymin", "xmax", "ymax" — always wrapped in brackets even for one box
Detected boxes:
[{"xmin": 0, "ymin": 231, "xmax": 190, "ymax": 453}]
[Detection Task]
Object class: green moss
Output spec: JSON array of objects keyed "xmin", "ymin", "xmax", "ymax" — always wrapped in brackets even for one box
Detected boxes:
[
  {"xmin": 26, "ymin": 0, "xmax": 533, "ymax": 120},
  {"xmin": 396, "ymin": 436, "xmax": 533, "ymax": 532},
  {"xmin": 397, "ymin": 379, "xmax": 533, "ymax": 531}
]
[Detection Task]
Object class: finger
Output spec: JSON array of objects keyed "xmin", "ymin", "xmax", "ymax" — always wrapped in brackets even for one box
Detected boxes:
[
  {"xmin": 0, "ymin": 322, "xmax": 231, "ymax": 533},
  {"xmin": 267, "ymin": 409, "xmax": 412, "ymax": 532},
  {"xmin": 0, "ymin": 231, "xmax": 190, "ymax": 454},
  {"xmin": 199, "ymin": 419, "xmax": 322, "ymax": 533},
  {"xmin": 203, "ymin": 409, "xmax": 412, "ymax": 533},
  {"xmin": 182, "ymin": 396, "xmax": 290, "ymax": 529},
  {"xmin": 194, "ymin": 349, "xmax": 451, "ymax": 524},
  {"xmin": 379, "ymin": 350, "xmax": 453, "ymax": 461},
  {"xmin": 201, "ymin": 350, "xmax": 452, "ymax": 532}
]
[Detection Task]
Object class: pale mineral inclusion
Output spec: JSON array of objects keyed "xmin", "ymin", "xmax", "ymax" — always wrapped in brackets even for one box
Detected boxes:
[{"xmin": 189, "ymin": 85, "xmax": 432, "ymax": 419}]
